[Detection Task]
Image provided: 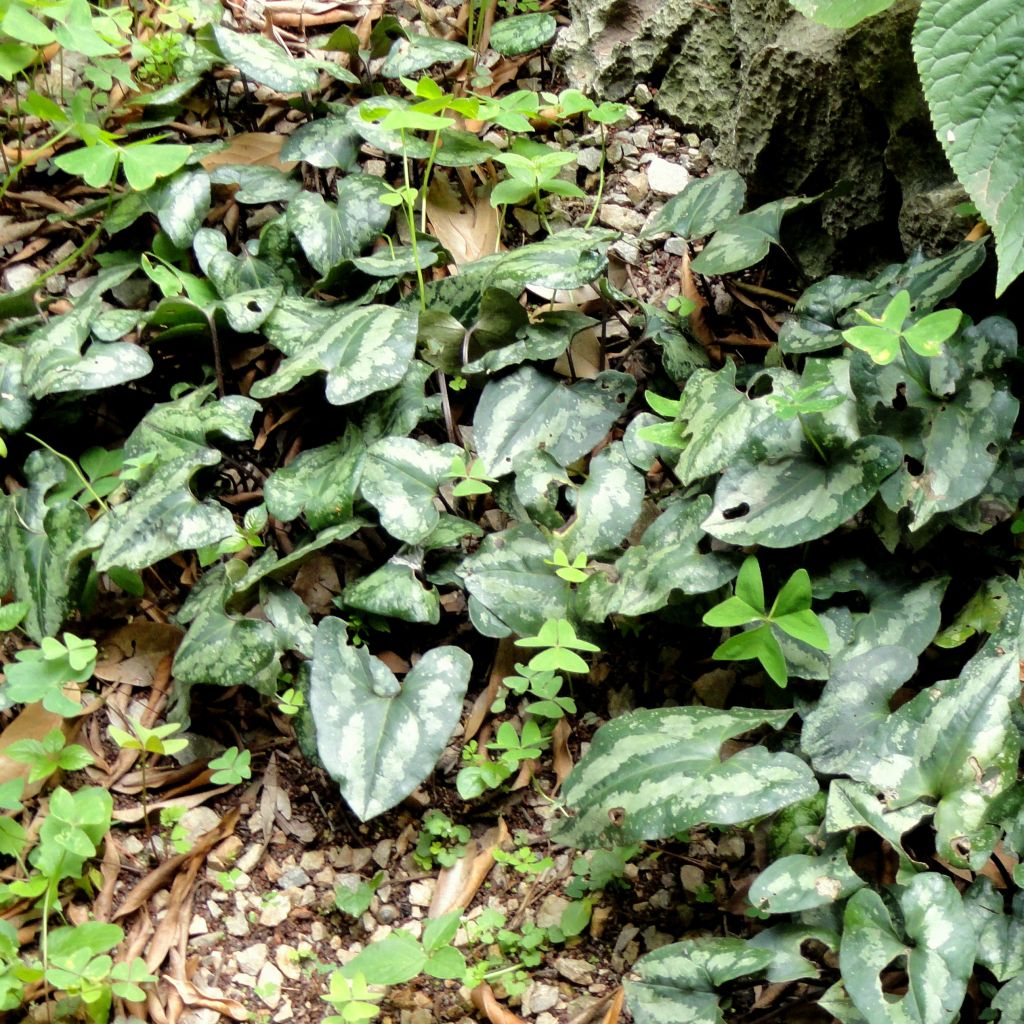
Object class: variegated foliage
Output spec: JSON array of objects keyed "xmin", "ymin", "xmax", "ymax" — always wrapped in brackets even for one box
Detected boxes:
[{"xmin": 4, "ymin": 82, "xmax": 1024, "ymax": 1024}]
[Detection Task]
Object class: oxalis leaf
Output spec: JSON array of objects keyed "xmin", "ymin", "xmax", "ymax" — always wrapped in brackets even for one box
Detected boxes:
[
  {"xmin": 309, "ymin": 617, "xmax": 472, "ymax": 820},
  {"xmin": 473, "ymin": 366, "xmax": 634, "ymax": 477},
  {"xmin": 249, "ymin": 305, "xmax": 418, "ymax": 406},
  {"xmin": 625, "ymin": 938, "xmax": 773, "ymax": 1024},
  {"xmin": 841, "ymin": 873, "xmax": 975, "ymax": 1024},
  {"xmin": 553, "ymin": 706, "xmax": 817, "ymax": 848},
  {"xmin": 913, "ymin": 0, "xmax": 1024, "ymax": 295}
]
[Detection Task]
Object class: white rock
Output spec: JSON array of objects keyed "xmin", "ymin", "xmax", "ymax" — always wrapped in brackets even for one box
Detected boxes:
[
  {"xmin": 522, "ymin": 982, "xmax": 559, "ymax": 1015},
  {"xmin": 256, "ymin": 962, "xmax": 284, "ymax": 1009},
  {"xmin": 259, "ymin": 891, "xmax": 292, "ymax": 927},
  {"xmin": 2, "ymin": 265, "xmax": 38, "ymax": 292},
  {"xmin": 276, "ymin": 944, "xmax": 302, "ymax": 981},
  {"xmin": 224, "ymin": 911, "xmax": 250, "ymax": 938},
  {"xmin": 188, "ymin": 914, "xmax": 209, "ymax": 936},
  {"xmin": 408, "ymin": 880, "xmax": 434, "ymax": 907},
  {"xmin": 235, "ymin": 942, "xmax": 268, "ymax": 975},
  {"xmin": 536, "ymin": 894, "xmax": 570, "ymax": 928},
  {"xmin": 180, "ymin": 807, "xmax": 221, "ymax": 845},
  {"xmin": 597, "ymin": 205, "xmax": 646, "ymax": 235},
  {"xmin": 647, "ymin": 157, "xmax": 690, "ymax": 196}
]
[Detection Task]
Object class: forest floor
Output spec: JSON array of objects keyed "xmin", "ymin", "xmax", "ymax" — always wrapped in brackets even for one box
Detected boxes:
[{"xmin": 0, "ymin": 3, "xmax": 815, "ymax": 1023}]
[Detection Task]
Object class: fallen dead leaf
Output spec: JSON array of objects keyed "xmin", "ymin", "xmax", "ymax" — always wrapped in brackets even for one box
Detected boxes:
[
  {"xmin": 163, "ymin": 976, "xmax": 250, "ymax": 1021},
  {"xmin": 471, "ymin": 981, "xmax": 530, "ymax": 1024},
  {"xmin": 94, "ymin": 622, "xmax": 183, "ymax": 687},
  {"xmin": 114, "ymin": 807, "xmax": 240, "ymax": 919},
  {"xmin": 429, "ymin": 819, "xmax": 510, "ymax": 917},
  {"xmin": 199, "ymin": 132, "xmax": 297, "ymax": 172},
  {"xmin": 112, "ymin": 783, "xmax": 236, "ymax": 824},
  {"xmin": 0, "ymin": 695, "xmax": 80, "ymax": 795},
  {"xmin": 427, "ymin": 171, "xmax": 500, "ymax": 267},
  {"xmin": 680, "ymin": 248, "xmax": 716, "ymax": 350},
  {"xmin": 464, "ymin": 637, "xmax": 517, "ymax": 740},
  {"xmin": 554, "ymin": 328, "xmax": 603, "ymax": 379},
  {"xmin": 551, "ymin": 718, "xmax": 573, "ymax": 794}
]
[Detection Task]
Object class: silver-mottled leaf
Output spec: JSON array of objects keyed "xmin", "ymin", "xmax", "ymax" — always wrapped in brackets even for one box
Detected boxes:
[
  {"xmin": 359, "ymin": 437, "xmax": 460, "ymax": 544},
  {"xmin": 841, "ymin": 873, "xmax": 975, "ymax": 1024},
  {"xmin": 642, "ymin": 169, "xmax": 746, "ymax": 240},
  {"xmin": 342, "ymin": 559, "xmax": 440, "ymax": 624},
  {"xmin": 249, "ymin": 305, "xmax": 417, "ymax": 405},
  {"xmin": 553, "ymin": 706, "xmax": 817, "ymax": 848},
  {"xmin": 309, "ymin": 616, "xmax": 472, "ymax": 819},
  {"xmin": 748, "ymin": 843, "xmax": 865, "ymax": 915},
  {"xmin": 488, "ymin": 13, "xmax": 557, "ymax": 56},
  {"xmin": 473, "ymin": 366, "xmax": 634, "ymax": 477},
  {"xmin": 703, "ymin": 437, "xmax": 903, "ymax": 548},
  {"xmin": 626, "ymin": 939, "xmax": 772, "ymax": 1024}
]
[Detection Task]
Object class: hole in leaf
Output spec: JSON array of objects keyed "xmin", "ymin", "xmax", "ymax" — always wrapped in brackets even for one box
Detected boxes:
[
  {"xmin": 892, "ymin": 383, "xmax": 907, "ymax": 411},
  {"xmin": 246, "ymin": 300, "xmax": 262, "ymax": 312},
  {"xmin": 608, "ymin": 807, "xmax": 626, "ymax": 827},
  {"xmin": 722, "ymin": 502, "xmax": 749, "ymax": 520},
  {"xmin": 986, "ymin": 442, "xmax": 999, "ymax": 455},
  {"xmin": 880, "ymin": 954, "xmax": 909, "ymax": 997},
  {"xmin": 904, "ymin": 456, "xmax": 924, "ymax": 476},
  {"xmin": 747, "ymin": 376, "xmax": 774, "ymax": 399}
]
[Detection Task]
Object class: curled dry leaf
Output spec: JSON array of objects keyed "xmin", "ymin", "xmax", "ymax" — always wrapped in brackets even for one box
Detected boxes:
[
  {"xmin": 429, "ymin": 818, "xmax": 510, "ymax": 918},
  {"xmin": 163, "ymin": 976, "xmax": 251, "ymax": 1021},
  {"xmin": 471, "ymin": 981, "xmax": 530, "ymax": 1024},
  {"xmin": 0, "ymin": 696, "xmax": 79, "ymax": 795},
  {"xmin": 93, "ymin": 622, "xmax": 183, "ymax": 687},
  {"xmin": 199, "ymin": 133, "xmax": 297, "ymax": 173},
  {"xmin": 427, "ymin": 172, "xmax": 501, "ymax": 268},
  {"xmin": 464, "ymin": 637, "xmax": 517, "ymax": 741},
  {"xmin": 551, "ymin": 717, "xmax": 573, "ymax": 794}
]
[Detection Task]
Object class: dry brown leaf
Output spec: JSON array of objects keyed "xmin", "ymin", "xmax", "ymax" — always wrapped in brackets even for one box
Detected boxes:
[
  {"xmin": 93, "ymin": 835, "xmax": 121, "ymax": 922},
  {"xmin": 601, "ymin": 988, "xmax": 625, "ymax": 1024},
  {"xmin": 199, "ymin": 132, "xmax": 297, "ymax": 172},
  {"xmin": 114, "ymin": 807, "xmax": 240, "ymax": 919},
  {"xmin": 112, "ymin": 783, "xmax": 235, "ymax": 824},
  {"xmin": 464, "ymin": 637, "xmax": 517, "ymax": 740},
  {"xmin": 554, "ymin": 328, "xmax": 603, "ymax": 379},
  {"xmin": 429, "ymin": 819, "xmax": 510, "ymax": 918},
  {"xmin": 163, "ymin": 976, "xmax": 250, "ymax": 1021},
  {"xmin": 94, "ymin": 622, "xmax": 183, "ymax": 686},
  {"xmin": 0, "ymin": 697, "xmax": 78, "ymax": 795},
  {"xmin": 680, "ymin": 248, "xmax": 715, "ymax": 349},
  {"xmin": 472, "ymin": 981, "xmax": 530, "ymax": 1024},
  {"xmin": 427, "ymin": 172, "xmax": 500, "ymax": 268},
  {"xmin": 551, "ymin": 718, "xmax": 573, "ymax": 794}
]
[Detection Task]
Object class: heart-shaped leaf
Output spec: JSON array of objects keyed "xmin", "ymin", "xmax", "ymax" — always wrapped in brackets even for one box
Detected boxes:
[{"xmin": 309, "ymin": 617, "xmax": 472, "ymax": 819}]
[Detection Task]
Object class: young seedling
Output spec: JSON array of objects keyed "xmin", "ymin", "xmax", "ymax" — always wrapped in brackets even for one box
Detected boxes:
[
  {"xmin": 444, "ymin": 454, "xmax": 498, "ymax": 497},
  {"xmin": 413, "ymin": 810, "xmax": 471, "ymax": 869},
  {"xmin": 335, "ymin": 871, "xmax": 384, "ymax": 917},
  {"xmin": 842, "ymin": 289, "xmax": 962, "ymax": 365},
  {"xmin": 7, "ymin": 728, "xmax": 94, "ymax": 784},
  {"xmin": 4, "ymin": 633, "xmax": 97, "ymax": 717},
  {"xmin": 209, "ymin": 746, "xmax": 252, "ymax": 785},
  {"xmin": 515, "ymin": 618, "xmax": 599, "ymax": 674},
  {"xmin": 491, "ymin": 139, "xmax": 584, "ymax": 233},
  {"xmin": 545, "ymin": 548, "xmax": 589, "ymax": 583},
  {"xmin": 322, "ymin": 970, "xmax": 383, "ymax": 1022},
  {"xmin": 702, "ymin": 557, "xmax": 828, "ymax": 687}
]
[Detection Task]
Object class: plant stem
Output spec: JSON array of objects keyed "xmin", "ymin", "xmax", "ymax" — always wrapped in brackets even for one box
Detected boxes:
[
  {"xmin": 796, "ymin": 415, "xmax": 828, "ymax": 464},
  {"xmin": 401, "ymin": 129, "xmax": 427, "ymax": 310},
  {"xmin": 25, "ymin": 435, "xmax": 111, "ymax": 511},
  {"xmin": 583, "ymin": 123, "xmax": 607, "ymax": 230}
]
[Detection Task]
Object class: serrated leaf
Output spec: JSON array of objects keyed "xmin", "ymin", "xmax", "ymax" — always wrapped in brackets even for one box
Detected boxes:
[
  {"xmin": 914, "ymin": 0, "xmax": 1024, "ymax": 294},
  {"xmin": 553, "ymin": 706, "xmax": 817, "ymax": 848},
  {"xmin": 473, "ymin": 366, "xmax": 634, "ymax": 477},
  {"xmin": 625, "ymin": 939, "xmax": 773, "ymax": 1024},
  {"xmin": 488, "ymin": 13, "xmax": 557, "ymax": 56},
  {"xmin": 788, "ymin": 0, "xmax": 896, "ymax": 28},
  {"xmin": 250, "ymin": 305, "xmax": 417, "ymax": 405},
  {"xmin": 841, "ymin": 873, "xmax": 975, "ymax": 1024},
  {"xmin": 309, "ymin": 616, "xmax": 471, "ymax": 819},
  {"xmin": 641, "ymin": 169, "xmax": 746, "ymax": 239},
  {"xmin": 702, "ymin": 437, "xmax": 902, "ymax": 547}
]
